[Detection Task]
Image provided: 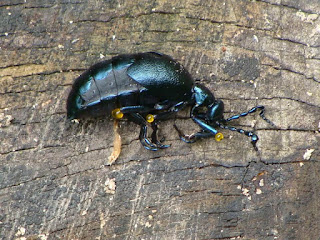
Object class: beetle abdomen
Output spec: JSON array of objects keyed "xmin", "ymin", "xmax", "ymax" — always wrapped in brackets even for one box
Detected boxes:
[
  {"xmin": 67, "ymin": 55, "xmax": 141, "ymax": 119},
  {"xmin": 67, "ymin": 52, "xmax": 195, "ymax": 120}
]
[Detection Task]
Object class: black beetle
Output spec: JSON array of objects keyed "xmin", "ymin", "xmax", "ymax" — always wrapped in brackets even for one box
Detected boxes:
[{"xmin": 67, "ymin": 52, "xmax": 274, "ymax": 151}]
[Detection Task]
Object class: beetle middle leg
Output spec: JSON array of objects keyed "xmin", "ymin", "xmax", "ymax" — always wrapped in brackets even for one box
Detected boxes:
[
  {"xmin": 139, "ymin": 125, "xmax": 159, "ymax": 151},
  {"xmin": 128, "ymin": 112, "xmax": 159, "ymax": 151},
  {"xmin": 128, "ymin": 112, "xmax": 170, "ymax": 151},
  {"xmin": 174, "ymin": 116, "xmax": 224, "ymax": 144},
  {"xmin": 140, "ymin": 122, "xmax": 169, "ymax": 150},
  {"xmin": 120, "ymin": 102, "xmax": 187, "ymax": 150},
  {"xmin": 116, "ymin": 105, "xmax": 160, "ymax": 150}
]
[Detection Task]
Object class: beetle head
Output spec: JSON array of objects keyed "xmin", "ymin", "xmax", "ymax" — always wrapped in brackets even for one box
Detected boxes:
[
  {"xmin": 193, "ymin": 84, "xmax": 224, "ymax": 121},
  {"xmin": 207, "ymin": 99, "xmax": 224, "ymax": 122}
]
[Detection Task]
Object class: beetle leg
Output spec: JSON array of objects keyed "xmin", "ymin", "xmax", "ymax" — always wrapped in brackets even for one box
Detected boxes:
[
  {"xmin": 192, "ymin": 117, "xmax": 218, "ymax": 135},
  {"xmin": 146, "ymin": 101, "xmax": 188, "ymax": 147},
  {"xmin": 191, "ymin": 117, "xmax": 227, "ymax": 142},
  {"xmin": 139, "ymin": 123, "xmax": 164, "ymax": 150},
  {"xmin": 173, "ymin": 102, "xmax": 221, "ymax": 143},
  {"xmin": 150, "ymin": 101, "xmax": 187, "ymax": 147},
  {"xmin": 226, "ymin": 105, "xmax": 276, "ymax": 127},
  {"xmin": 129, "ymin": 113, "xmax": 160, "ymax": 151},
  {"xmin": 151, "ymin": 122, "xmax": 170, "ymax": 149},
  {"xmin": 120, "ymin": 105, "xmax": 153, "ymax": 114},
  {"xmin": 139, "ymin": 125, "xmax": 159, "ymax": 151},
  {"xmin": 120, "ymin": 102, "xmax": 188, "ymax": 150},
  {"xmin": 173, "ymin": 123, "xmax": 196, "ymax": 143},
  {"xmin": 173, "ymin": 123, "xmax": 214, "ymax": 143}
]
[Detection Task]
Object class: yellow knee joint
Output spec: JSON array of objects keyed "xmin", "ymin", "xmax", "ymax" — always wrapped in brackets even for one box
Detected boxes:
[
  {"xmin": 146, "ymin": 114, "xmax": 155, "ymax": 123},
  {"xmin": 111, "ymin": 108, "xmax": 123, "ymax": 119},
  {"xmin": 215, "ymin": 132, "xmax": 224, "ymax": 142}
]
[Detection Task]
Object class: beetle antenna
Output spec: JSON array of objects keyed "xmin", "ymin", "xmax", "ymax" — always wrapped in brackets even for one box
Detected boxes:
[{"xmin": 225, "ymin": 105, "xmax": 276, "ymax": 127}]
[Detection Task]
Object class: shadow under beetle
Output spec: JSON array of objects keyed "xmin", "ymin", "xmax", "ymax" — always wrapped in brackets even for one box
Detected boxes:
[{"xmin": 67, "ymin": 52, "xmax": 274, "ymax": 151}]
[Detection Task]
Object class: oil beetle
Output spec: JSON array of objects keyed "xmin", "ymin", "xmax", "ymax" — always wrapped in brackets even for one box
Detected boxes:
[{"xmin": 67, "ymin": 52, "xmax": 274, "ymax": 151}]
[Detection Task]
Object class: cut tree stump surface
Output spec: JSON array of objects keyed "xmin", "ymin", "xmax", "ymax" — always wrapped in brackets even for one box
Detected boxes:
[{"xmin": 0, "ymin": 1, "xmax": 319, "ymax": 239}]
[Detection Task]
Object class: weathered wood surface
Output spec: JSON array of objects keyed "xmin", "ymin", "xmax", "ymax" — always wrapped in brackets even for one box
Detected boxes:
[{"xmin": 1, "ymin": 0, "xmax": 319, "ymax": 239}]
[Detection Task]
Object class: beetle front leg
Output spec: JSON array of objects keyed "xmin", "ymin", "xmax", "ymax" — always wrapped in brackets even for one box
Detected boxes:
[
  {"xmin": 174, "ymin": 116, "xmax": 224, "ymax": 144},
  {"xmin": 192, "ymin": 117, "xmax": 218, "ymax": 135},
  {"xmin": 192, "ymin": 117, "xmax": 224, "ymax": 141},
  {"xmin": 173, "ymin": 124, "xmax": 213, "ymax": 143}
]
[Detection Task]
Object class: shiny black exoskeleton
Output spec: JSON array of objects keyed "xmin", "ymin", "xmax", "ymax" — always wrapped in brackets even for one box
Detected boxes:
[{"xmin": 67, "ymin": 52, "xmax": 274, "ymax": 151}]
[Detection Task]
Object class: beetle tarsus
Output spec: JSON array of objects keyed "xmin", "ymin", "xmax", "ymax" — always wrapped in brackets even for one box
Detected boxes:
[
  {"xmin": 174, "ymin": 123, "xmax": 216, "ymax": 143},
  {"xmin": 251, "ymin": 140, "xmax": 259, "ymax": 152},
  {"xmin": 151, "ymin": 123, "xmax": 170, "ymax": 149},
  {"xmin": 173, "ymin": 123, "xmax": 196, "ymax": 143},
  {"xmin": 131, "ymin": 113, "xmax": 169, "ymax": 150},
  {"xmin": 139, "ymin": 125, "xmax": 159, "ymax": 151}
]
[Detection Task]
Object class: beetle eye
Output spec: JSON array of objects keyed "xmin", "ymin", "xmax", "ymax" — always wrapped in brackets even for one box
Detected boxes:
[{"xmin": 111, "ymin": 108, "xmax": 124, "ymax": 119}]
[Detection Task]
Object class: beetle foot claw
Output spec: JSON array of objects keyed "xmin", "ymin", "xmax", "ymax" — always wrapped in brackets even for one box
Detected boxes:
[
  {"xmin": 173, "ymin": 123, "xmax": 196, "ymax": 143},
  {"xmin": 140, "ymin": 137, "xmax": 159, "ymax": 151},
  {"xmin": 151, "ymin": 138, "xmax": 170, "ymax": 149},
  {"xmin": 139, "ymin": 125, "xmax": 170, "ymax": 151},
  {"xmin": 155, "ymin": 141, "xmax": 171, "ymax": 149},
  {"xmin": 151, "ymin": 123, "xmax": 170, "ymax": 149},
  {"xmin": 179, "ymin": 134, "xmax": 196, "ymax": 144}
]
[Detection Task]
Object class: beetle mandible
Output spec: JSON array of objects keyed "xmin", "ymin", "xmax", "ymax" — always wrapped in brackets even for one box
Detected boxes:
[{"xmin": 67, "ymin": 52, "xmax": 274, "ymax": 151}]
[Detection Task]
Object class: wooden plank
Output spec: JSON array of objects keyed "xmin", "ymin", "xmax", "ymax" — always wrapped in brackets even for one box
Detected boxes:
[{"xmin": 1, "ymin": 0, "xmax": 319, "ymax": 239}]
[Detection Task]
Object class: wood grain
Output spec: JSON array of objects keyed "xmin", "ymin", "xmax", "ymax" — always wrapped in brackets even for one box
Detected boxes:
[{"xmin": 1, "ymin": 0, "xmax": 319, "ymax": 239}]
